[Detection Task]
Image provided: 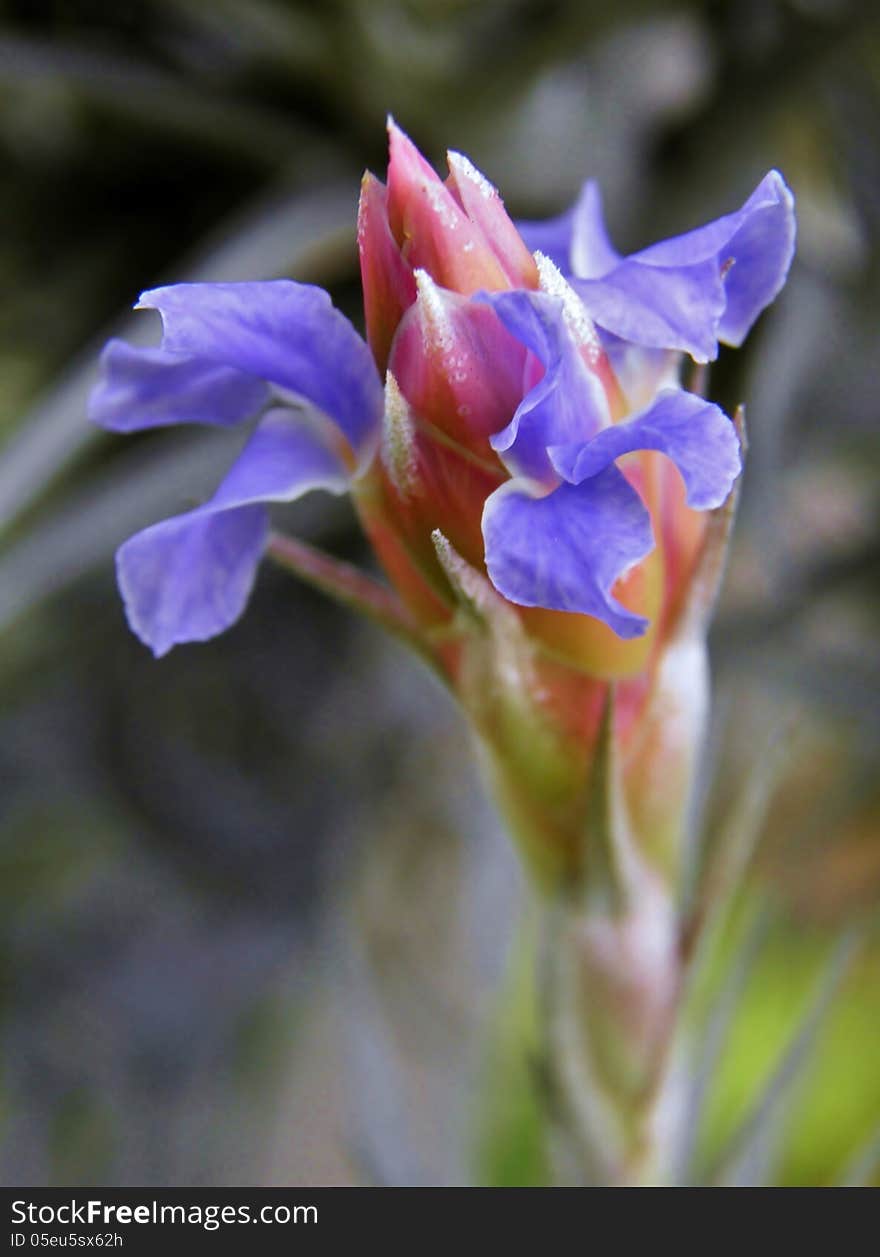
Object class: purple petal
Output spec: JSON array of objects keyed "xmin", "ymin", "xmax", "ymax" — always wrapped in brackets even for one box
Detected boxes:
[
  {"xmin": 211, "ymin": 407, "xmax": 350, "ymax": 508},
  {"xmin": 482, "ymin": 466, "xmax": 653, "ymax": 637},
  {"xmin": 476, "ymin": 289, "xmax": 609, "ymax": 482},
  {"xmin": 632, "ymin": 170, "xmax": 796, "ymax": 348},
  {"xmin": 568, "ymin": 181, "xmax": 622, "ymax": 278},
  {"xmin": 515, "ymin": 207, "xmax": 575, "ymax": 273},
  {"xmin": 714, "ymin": 173, "xmax": 797, "ymax": 346},
  {"xmin": 89, "ymin": 339, "xmax": 268, "ymax": 432},
  {"xmin": 117, "ymin": 504, "xmax": 269, "ymax": 658},
  {"xmin": 518, "ymin": 182, "xmax": 622, "ymax": 278},
  {"xmin": 550, "ymin": 388, "xmax": 741, "ymax": 510},
  {"xmin": 117, "ymin": 408, "xmax": 351, "ymax": 656},
  {"xmin": 138, "ymin": 281, "xmax": 383, "ymax": 464},
  {"xmin": 524, "ymin": 170, "xmax": 795, "ymax": 361},
  {"xmin": 634, "ymin": 172, "xmax": 793, "ymax": 268},
  {"xmin": 573, "ymin": 258, "xmax": 726, "ymax": 363}
]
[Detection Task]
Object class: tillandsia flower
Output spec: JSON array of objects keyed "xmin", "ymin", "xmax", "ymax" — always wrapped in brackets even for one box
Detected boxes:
[
  {"xmin": 90, "ymin": 122, "xmax": 795, "ymax": 886},
  {"xmin": 518, "ymin": 170, "xmax": 796, "ymax": 365}
]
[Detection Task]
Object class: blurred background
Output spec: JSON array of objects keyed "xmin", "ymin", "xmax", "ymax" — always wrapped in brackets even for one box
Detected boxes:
[{"xmin": 1, "ymin": 0, "xmax": 878, "ymax": 1187}]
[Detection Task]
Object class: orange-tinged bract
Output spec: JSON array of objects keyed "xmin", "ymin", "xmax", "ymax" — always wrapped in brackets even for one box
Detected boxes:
[
  {"xmin": 385, "ymin": 122, "xmax": 512, "ymax": 295},
  {"xmin": 357, "ymin": 172, "xmax": 417, "ymax": 375}
]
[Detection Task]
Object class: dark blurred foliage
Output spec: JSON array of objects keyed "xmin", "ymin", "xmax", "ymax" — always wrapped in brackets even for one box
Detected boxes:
[{"xmin": 1, "ymin": 0, "xmax": 879, "ymax": 1186}]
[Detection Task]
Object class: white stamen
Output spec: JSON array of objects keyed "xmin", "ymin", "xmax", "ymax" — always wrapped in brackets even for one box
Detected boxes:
[
  {"xmin": 432, "ymin": 530, "xmax": 491, "ymax": 610},
  {"xmin": 447, "ymin": 150, "xmax": 497, "ymax": 201},
  {"xmin": 535, "ymin": 250, "xmax": 602, "ymax": 364},
  {"xmin": 414, "ymin": 268, "xmax": 454, "ymax": 353},
  {"xmin": 382, "ymin": 372, "xmax": 418, "ymax": 498},
  {"xmin": 431, "ymin": 530, "xmax": 537, "ymax": 695}
]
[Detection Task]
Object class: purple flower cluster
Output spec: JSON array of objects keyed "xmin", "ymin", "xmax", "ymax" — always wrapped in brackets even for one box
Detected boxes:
[{"xmin": 90, "ymin": 130, "xmax": 795, "ymax": 656}]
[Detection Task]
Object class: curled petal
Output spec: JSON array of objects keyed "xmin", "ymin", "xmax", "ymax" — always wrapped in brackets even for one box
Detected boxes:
[
  {"xmin": 522, "ymin": 171, "xmax": 796, "ymax": 361},
  {"xmin": 567, "ymin": 181, "xmax": 622, "ymax": 278},
  {"xmin": 117, "ymin": 504, "xmax": 270, "ymax": 659},
  {"xmin": 477, "ymin": 289, "xmax": 610, "ymax": 482},
  {"xmin": 211, "ymin": 407, "xmax": 350, "ymax": 508},
  {"xmin": 89, "ymin": 340, "xmax": 268, "ymax": 432},
  {"xmin": 573, "ymin": 258, "xmax": 727, "ymax": 363},
  {"xmin": 635, "ymin": 172, "xmax": 793, "ymax": 266},
  {"xmin": 550, "ymin": 388, "xmax": 742, "ymax": 510},
  {"xmin": 118, "ymin": 408, "xmax": 350, "ymax": 656},
  {"xmin": 482, "ymin": 466, "xmax": 653, "ymax": 637},
  {"xmin": 630, "ymin": 169, "xmax": 797, "ymax": 351},
  {"xmin": 137, "ymin": 280, "xmax": 383, "ymax": 466},
  {"xmin": 712, "ymin": 173, "xmax": 797, "ymax": 346}
]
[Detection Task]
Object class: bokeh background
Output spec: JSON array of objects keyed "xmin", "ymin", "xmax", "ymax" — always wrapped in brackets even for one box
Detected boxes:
[{"xmin": 1, "ymin": 0, "xmax": 878, "ymax": 1187}]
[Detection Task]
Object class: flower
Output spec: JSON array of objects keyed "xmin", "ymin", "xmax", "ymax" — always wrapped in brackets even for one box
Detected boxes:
[
  {"xmin": 90, "ymin": 283, "xmax": 383, "ymax": 657},
  {"xmin": 517, "ymin": 172, "xmax": 796, "ymax": 364},
  {"xmin": 90, "ymin": 123, "xmax": 794, "ymax": 673},
  {"xmin": 89, "ymin": 123, "xmax": 795, "ymax": 887}
]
